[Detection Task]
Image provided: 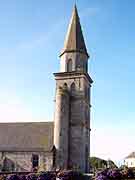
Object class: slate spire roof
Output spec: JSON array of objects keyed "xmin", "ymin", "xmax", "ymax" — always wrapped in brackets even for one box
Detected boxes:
[{"xmin": 60, "ymin": 5, "xmax": 89, "ymax": 57}]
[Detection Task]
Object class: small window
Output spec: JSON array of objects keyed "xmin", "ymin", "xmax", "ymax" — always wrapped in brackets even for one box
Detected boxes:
[
  {"xmin": 31, "ymin": 154, "xmax": 39, "ymax": 168},
  {"xmin": 76, "ymin": 58, "xmax": 81, "ymax": 71},
  {"xmin": 71, "ymin": 82, "xmax": 75, "ymax": 94},
  {"xmin": 2, "ymin": 157, "xmax": 15, "ymax": 172},
  {"xmin": 53, "ymin": 147, "xmax": 56, "ymax": 167},
  {"xmin": 85, "ymin": 146, "xmax": 89, "ymax": 172},
  {"xmin": 63, "ymin": 83, "xmax": 68, "ymax": 90},
  {"xmin": 67, "ymin": 59, "xmax": 72, "ymax": 72}
]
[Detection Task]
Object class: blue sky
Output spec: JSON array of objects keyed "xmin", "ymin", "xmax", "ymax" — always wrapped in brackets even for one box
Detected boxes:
[{"xmin": 0, "ymin": 0, "xmax": 135, "ymax": 163}]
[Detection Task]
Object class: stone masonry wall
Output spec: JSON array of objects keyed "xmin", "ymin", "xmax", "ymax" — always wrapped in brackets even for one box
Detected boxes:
[
  {"xmin": 0, "ymin": 151, "xmax": 53, "ymax": 172},
  {"xmin": 54, "ymin": 72, "xmax": 91, "ymax": 172}
]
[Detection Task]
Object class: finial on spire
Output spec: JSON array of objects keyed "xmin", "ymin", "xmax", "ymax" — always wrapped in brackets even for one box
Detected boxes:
[
  {"xmin": 74, "ymin": 3, "xmax": 77, "ymax": 10},
  {"xmin": 60, "ymin": 4, "xmax": 89, "ymax": 57}
]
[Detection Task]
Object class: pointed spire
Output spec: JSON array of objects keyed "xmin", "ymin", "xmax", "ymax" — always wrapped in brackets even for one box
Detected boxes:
[{"xmin": 60, "ymin": 5, "xmax": 89, "ymax": 57}]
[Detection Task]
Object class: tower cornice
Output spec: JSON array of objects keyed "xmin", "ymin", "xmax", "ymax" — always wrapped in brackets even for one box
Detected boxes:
[
  {"xmin": 59, "ymin": 49, "xmax": 89, "ymax": 58},
  {"xmin": 54, "ymin": 71, "xmax": 93, "ymax": 84}
]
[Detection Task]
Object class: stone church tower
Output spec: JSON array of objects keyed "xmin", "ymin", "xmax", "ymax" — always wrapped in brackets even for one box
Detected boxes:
[{"xmin": 53, "ymin": 5, "xmax": 93, "ymax": 172}]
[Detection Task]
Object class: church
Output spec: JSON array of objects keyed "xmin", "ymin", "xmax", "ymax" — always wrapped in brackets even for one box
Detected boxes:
[{"xmin": 0, "ymin": 5, "xmax": 93, "ymax": 173}]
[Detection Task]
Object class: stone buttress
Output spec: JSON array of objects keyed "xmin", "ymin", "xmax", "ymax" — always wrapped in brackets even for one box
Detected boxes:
[{"xmin": 53, "ymin": 85, "xmax": 69, "ymax": 169}]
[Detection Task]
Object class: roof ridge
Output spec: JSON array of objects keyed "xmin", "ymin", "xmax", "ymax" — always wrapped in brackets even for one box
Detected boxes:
[{"xmin": 0, "ymin": 121, "xmax": 53, "ymax": 124}]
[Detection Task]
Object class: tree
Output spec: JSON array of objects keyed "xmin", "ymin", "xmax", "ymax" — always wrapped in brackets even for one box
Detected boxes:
[
  {"xmin": 107, "ymin": 159, "xmax": 117, "ymax": 169},
  {"xmin": 89, "ymin": 157, "xmax": 117, "ymax": 170}
]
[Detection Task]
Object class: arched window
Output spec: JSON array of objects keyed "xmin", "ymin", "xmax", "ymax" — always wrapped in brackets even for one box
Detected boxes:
[
  {"xmin": 76, "ymin": 58, "xmax": 81, "ymax": 71},
  {"xmin": 2, "ymin": 157, "xmax": 15, "ymax": 172},
  {"xmin": 52, "ymin": 146, "xmax": 56, "ymax": 168},
  {"xmin": 67, "ymin": 59, "xmax": 72, "ymax": 72},
  {"xmin": 31, "ymin": 154, "xmax": 39, "ymax": 168},
  {"xmin": 71, "ymin": 82, "xmax": 75, "ymax": 94},
  {"xmin": 63, "ymin": 83, "xmax": 68, "ymax": 89}
]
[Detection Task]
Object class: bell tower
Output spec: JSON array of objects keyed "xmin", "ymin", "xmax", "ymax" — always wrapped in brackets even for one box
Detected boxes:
[{"xmin": 53, "ymin": 5, "xmax": 93, "ymax": 172}]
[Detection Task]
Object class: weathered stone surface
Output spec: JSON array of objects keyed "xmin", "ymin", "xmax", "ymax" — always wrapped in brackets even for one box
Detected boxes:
[
  {"xmin": 0, "ymin": 151, "xmax": 53, "ymax": 172},
  {"xmin": 54, "ymin": 86, "xmax": 69, "ymax": 169},
  {"xmin": 54, "ymin": 6, "xmax": 92, "ymax": 171}
]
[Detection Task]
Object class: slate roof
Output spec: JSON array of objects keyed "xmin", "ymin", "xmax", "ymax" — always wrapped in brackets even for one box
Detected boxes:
[
  {"xmin": 125, "ymin": 152, "xmax": 135, "ymax": 159},
  {"xmin": 0, "ymin": 122, "xmax": 54, "ymax": 152},
  {"xmin": 60, "ymin": 5, "xmax": 89, "ymax": 57}
]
